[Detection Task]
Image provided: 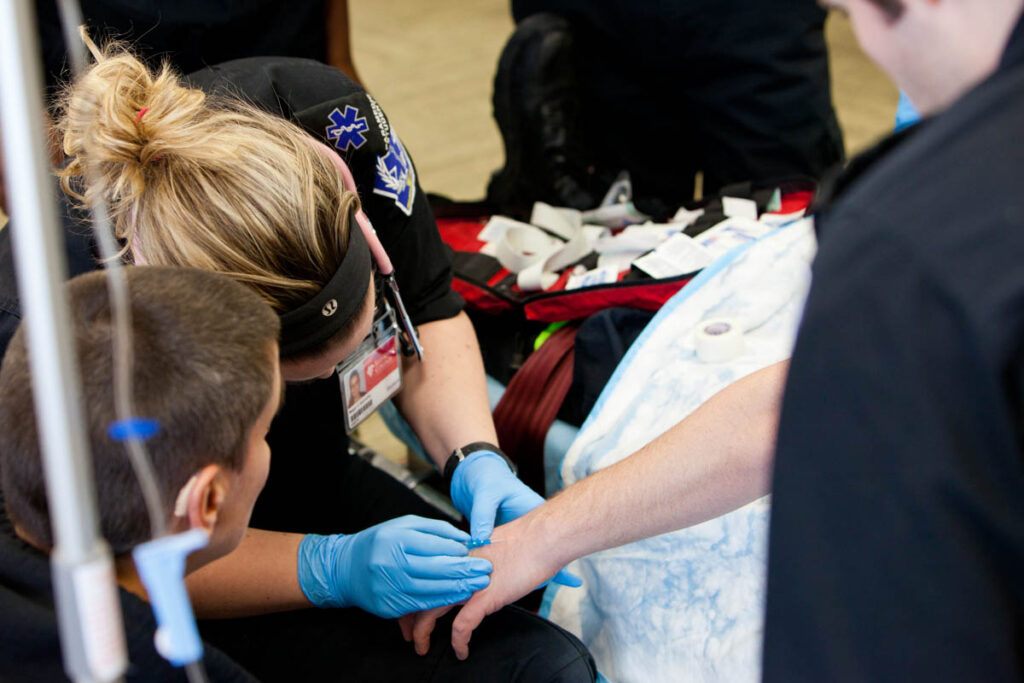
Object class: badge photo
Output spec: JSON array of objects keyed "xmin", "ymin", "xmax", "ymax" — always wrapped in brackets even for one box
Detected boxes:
[{"xmin": 337, "ymin": 304, "xmax": 403, "ymax": 432}]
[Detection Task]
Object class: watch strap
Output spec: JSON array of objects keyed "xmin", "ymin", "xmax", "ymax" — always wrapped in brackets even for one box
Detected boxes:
[{"xmin": 444, "ymin": 441, "xmax": 516, "ymax": 491}]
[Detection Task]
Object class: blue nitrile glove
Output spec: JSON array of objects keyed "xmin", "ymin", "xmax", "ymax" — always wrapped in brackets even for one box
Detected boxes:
[
  {"xmin": 296, "ymin": 515, "xmax": 492, "ymax": 619},
  {"xmin": 450, "ymin": 451, "xmax": 582, "ymax": 588}
]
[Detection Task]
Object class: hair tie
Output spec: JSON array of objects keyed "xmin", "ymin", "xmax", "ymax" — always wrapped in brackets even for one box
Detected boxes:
[{"xmin": 135, "ymin": 107, "xmax": 150, "ymax": 123}]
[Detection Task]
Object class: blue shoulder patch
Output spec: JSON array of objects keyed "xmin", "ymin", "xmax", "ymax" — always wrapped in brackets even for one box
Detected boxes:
[
  {"xmin": 325, "ymin": 105, "xmax": 369, "ymax": 152},
  {"xmin": 373, "ymin": 128, "xmax": 416, "ymax": 216}
]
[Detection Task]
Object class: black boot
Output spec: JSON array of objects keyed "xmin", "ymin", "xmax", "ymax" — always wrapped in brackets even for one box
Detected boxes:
[{"xmin": 486, "ymin": 13, "xmax": 611, "ymax": 217}]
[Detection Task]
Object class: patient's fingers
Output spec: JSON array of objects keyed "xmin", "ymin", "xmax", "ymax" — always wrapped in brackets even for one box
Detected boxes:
[
  {"xmin": 451, "ymin": 593, "xmax": 491, "ymax": 660},
  {"xmin": 412, "ymin": 605, "xmax": 453, "ymax": 656},
  {"xmin": 398, "ymin": 613, "xmax": 414, "ymax": 643}
]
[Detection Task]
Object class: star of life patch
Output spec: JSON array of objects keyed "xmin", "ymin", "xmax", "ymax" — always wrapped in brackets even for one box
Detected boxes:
[
  {"xmin": 373, "ymin": 127, "xmax": 416, "ymax": 216},
  {"xmin": 325, "ymin": 105, "xmax": 369, "ymax": 152}
]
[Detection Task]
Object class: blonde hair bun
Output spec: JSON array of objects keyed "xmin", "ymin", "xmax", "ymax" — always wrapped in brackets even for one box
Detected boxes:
[
  {"xmin": 57, "ymin": 29, "xmax": 205, "ymax": 203},
  {"xmin": 55, "ymin": 31, "xmax": 362, "ymax": 318}
]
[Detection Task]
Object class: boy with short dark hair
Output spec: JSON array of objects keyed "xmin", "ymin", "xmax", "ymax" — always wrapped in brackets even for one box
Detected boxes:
[{"xmin": 0, "ymin": 265, "xmax": 281, "ymax": 681}]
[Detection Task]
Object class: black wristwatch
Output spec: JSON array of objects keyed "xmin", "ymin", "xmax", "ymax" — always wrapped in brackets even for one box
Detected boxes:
[{"xmin": 443, "ymin": 441, "xmax": 516, "ymax": 491}]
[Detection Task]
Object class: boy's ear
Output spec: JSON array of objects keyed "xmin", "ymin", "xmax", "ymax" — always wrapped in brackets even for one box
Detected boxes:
[{"xmin": 179, "ymin": 464, "xmax": 227, "ymax": 533}]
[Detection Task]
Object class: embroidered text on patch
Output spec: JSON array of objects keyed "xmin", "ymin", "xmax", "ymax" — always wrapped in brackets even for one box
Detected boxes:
[
  {"xmin": 365, "ymin": 94, "xmax": 390, "ymax": 145},
  {"xmin": 373, "ymin": 128, "xmax": 416, "ymax": 215},
  {"xmin": 325, "ymin": 105, "xmax": 369, "ymax": 152}
]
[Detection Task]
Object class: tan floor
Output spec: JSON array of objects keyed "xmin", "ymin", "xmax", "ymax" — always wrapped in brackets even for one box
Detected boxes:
[
  {"xmin": 349, "ymin": 0, "xmax": 513, "ymax": 202},
  {"xmin": 348, "ymin": 3, "xmax": 900, "ymax": 461},
  {"xmin": 825, "ymin": 13, "xmax": 900, "ymax": 155}
]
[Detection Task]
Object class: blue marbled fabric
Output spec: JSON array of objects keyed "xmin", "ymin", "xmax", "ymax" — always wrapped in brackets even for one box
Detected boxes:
[{"xmin": 544, "ymin": 218, "xmax": 817, "ymax": 683}]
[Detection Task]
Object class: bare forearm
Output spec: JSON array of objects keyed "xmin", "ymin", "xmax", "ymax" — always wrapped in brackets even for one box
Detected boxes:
[
  {"xmin": 394, "ymin": 312, "xmax": 498, "ymax": 469},
  {"xmin": 527, "ymin": 360, "xmax": 789, "ymax": 568},
  {"xmin": 186, "ymin": 529, "xmax": 309, "ymax": 619},
  {"xmin": 448, "ymin": 361, "xmax": 789, "ymax": 658}
]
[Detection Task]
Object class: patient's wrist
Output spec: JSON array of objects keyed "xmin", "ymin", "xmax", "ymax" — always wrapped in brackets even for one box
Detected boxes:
[{"xmin": 517, "ymin": 504, "xmax": 578, "ymax": 574}]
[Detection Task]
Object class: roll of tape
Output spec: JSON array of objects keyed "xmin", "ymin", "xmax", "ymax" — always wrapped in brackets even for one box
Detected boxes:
[
  {"xmin": 695, "ymin": 318, "xmax": 745, "ymax": 363},
  {"xmin": 493, "ymin": 225, "xmax": 561, "ymax": 273},
  {"xmin": 517, "ymin": 261, "xmax": 560, "ymax": 292}
]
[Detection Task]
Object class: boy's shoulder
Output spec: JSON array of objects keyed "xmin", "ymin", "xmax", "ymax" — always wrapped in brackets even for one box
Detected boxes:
[
  {"xmin": 0, "ymin": 479, "xmax": 72, "ymax": 679},
  {"xmin": 0, "ymin": 482, "xmax": 255, "ymax": 682}
]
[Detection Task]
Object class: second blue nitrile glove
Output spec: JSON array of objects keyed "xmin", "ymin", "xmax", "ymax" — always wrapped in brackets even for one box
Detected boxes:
[
  {"xmin": 297, "ymin": 515, "xmax": 492, "ymax": 619},
  {"xmin": 449, "ymin": 451, "xmax": 582, "ymax": 588}
]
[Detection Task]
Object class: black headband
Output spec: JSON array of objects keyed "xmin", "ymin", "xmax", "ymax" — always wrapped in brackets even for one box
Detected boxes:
[{"xmin": 278, "ymin": 210, "xmax": 372, "ymax": 357}]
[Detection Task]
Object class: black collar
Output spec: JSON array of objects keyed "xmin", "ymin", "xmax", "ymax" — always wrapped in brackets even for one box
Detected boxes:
[
  {"xmin": 810, "ymin": 123, "xmax": 924, "ymax": 236},
  {"xmin": 999, "ymin": 12, "xmax": 1024, "ymax": 73},
  {"xmin": 813, "ymin": 11, "xmax": 1024, "ymax": 233}
]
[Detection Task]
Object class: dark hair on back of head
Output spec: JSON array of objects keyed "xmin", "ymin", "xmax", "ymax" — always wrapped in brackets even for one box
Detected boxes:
[{"xmin": 0, "ymin": 266, "xmax": 280, "ymax": 554}]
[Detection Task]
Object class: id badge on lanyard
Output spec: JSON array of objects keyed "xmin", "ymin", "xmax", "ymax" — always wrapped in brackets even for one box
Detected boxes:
[{"xmin": 337, "ymin": 301, "xmax": 403, "ymax": 432}]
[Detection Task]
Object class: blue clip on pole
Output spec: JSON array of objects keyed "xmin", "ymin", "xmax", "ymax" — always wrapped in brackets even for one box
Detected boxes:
[{"xmin": 132, "ymin": 529, "xmax": 209, "ymax": 666}]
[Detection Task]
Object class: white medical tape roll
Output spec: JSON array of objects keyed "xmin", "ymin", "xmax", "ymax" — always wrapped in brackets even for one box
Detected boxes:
[
  {"xmin": 545, "ymin": 227, "xmax": 591, "ymax": 272},
  {"xmin": 530, "ymin": 201, "xmax": 582, "ymax": 240},
  {"xmin": 477, "ymin": 215, "xmax": 535, "ymax": 242},
  {"xmin": 516, "ymin": 227, "xmax": 593, "ymax": 291},
  {"xmin": 517, "ymin": 262, "xmax": 560, "ymax": 291},
  {"xmin": 493, "ymin": 225, "xmax": 562, "ymax": 273},
  {"xmin": 695, "ymin": 318, "xmax": 745, "ymax": 363}
]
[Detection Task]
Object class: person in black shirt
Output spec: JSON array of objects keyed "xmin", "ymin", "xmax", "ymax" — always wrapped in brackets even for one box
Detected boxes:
[
  {"xmin": 0, "ymin": 1, "xmax": 360, "ymax": 219},
  {"xmin": 763, "ymin": 1, "xmax": 1024, "ymax": 680},
  {"xmin": 491, "ymin": 0, "xmax": 844, "ymax": 216},
  {"xmin": 424, "ymin": 4, "xmax": 1024, "ymax": 680},
  {"xmin": 34, "ymin": 0, "xmax": 363, "ymax": 91}
]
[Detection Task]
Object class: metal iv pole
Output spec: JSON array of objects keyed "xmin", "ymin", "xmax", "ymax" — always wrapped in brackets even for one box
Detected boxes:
[{"xmin": 0, "ymin": 0, "xmax": 128, "ymax": 680}]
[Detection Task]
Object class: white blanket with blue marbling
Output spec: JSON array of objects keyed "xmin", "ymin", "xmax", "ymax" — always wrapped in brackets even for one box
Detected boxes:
[{"xmin": 541, "ymin": 219, "xmax": 817, "ymax": 683}]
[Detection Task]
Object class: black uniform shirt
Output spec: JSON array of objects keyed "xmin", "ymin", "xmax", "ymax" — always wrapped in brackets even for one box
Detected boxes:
[
  {"xmin": 35, "ymin": 0, "xmax": 334, "ymax": 91},
  {"xmin": 0, "ymin": 480, "xmax": 256, "ymax": 682},
  {"xmin": 763, "ymin": 17, "xmax": 1024, "ymax": 683},
  {"xmin": 508, "ymin": 0, "xmax": 843, "ymax": 208},
  {"xmin": 0, "ymin": 193, "xmax": 95, "ymax": 360}
]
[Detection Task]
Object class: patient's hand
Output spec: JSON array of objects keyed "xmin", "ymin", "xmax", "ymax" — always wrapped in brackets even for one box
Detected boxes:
[
  {"xmin": 399, "ymin": 605, "xmax": 454, "ymax": 655},
  {"xmin": 450, "ymin": 515, "xmax": 570, "ymax": 660},
  {"xmin": 397, "ymin": 544, "xmax": 487, "ymax": 655},
  {"xmin": 401, "ymin": 512, "xmax": 580, "ymax": 659},
  {"xmin": 398, "ymin": 541, "xmax": 494, "ymax": 655}
]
